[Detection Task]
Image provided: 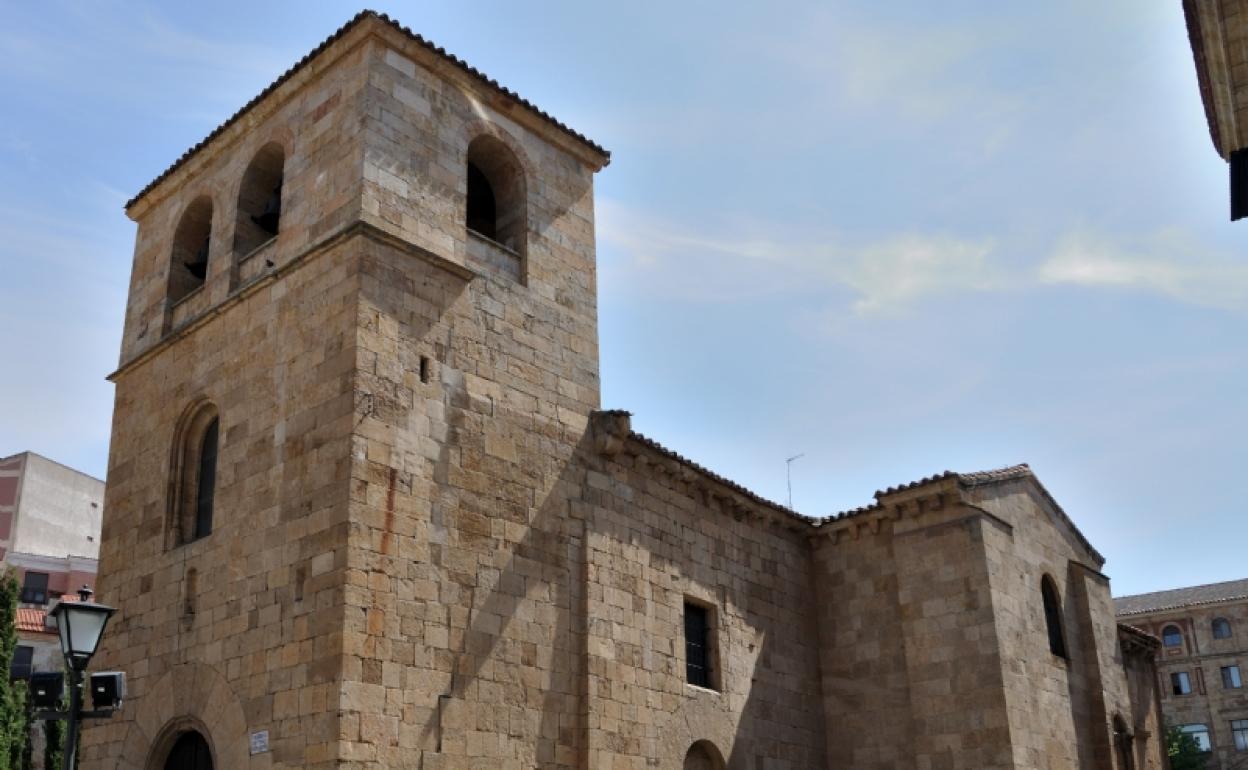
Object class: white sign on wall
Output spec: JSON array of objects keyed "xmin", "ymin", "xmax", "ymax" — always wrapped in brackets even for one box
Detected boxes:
[{"xmin": 249, "ymin": 730, "xmax": 270, "ymax": 755}]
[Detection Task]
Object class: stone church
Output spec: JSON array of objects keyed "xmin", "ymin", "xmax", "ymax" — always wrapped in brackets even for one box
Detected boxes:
[{"xmin": 82, "ymin": 11, "xmax": 1165, "ymax": 770}]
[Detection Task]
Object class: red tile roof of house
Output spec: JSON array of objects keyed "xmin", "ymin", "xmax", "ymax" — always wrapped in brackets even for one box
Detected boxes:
[{"xmin": 15, "ymin": 608, "xmax": 51, "ymax": 634}]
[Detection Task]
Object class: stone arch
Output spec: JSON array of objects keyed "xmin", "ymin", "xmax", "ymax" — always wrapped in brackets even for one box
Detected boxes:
[
  {"xmin": 166, "ymin": 398, "xmax": 220, "ymax": 549},
  {"xmin": 233, "ymin": 140, "xmax": 287, "ymax": 258},
  {"xmin": 144, "ymin": 717, "xmax": 216, "ymax": 770},
  {"xmin": 116, "ymin": 662, "xmax": 248, "ymax": 770},
  {"xmin": 465, "ymin": 132, "xmax": 528, "ymax": 255},
  {"xmin": 1041, "ymin": 573, "xmax": 1067, "ymax": 658},
  {"xmin": 168, "ymin": 195, "xmax": 214, "ymax": 304},
  {"xmin": 684, "ymin": 739, "xmax": 726, "ymax": 770}
]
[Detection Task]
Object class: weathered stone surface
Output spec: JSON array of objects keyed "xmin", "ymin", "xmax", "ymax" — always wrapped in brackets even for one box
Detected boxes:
[{"xmin": 83, "ymin": 12, "xmax": 1164, "ymax": 770}]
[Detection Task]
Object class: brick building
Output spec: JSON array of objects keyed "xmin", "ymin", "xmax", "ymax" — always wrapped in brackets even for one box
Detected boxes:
[
  {"xmin": 0, "ymin": 451, "xmax": 103, "ymax": 767},
  {"xmin": 81, "ymin": 11, "xmax": 1166, "ymax": 769},
  {"xmin": 1116, "ymin": 579, "xmax": 1248, "ymax": 768}
]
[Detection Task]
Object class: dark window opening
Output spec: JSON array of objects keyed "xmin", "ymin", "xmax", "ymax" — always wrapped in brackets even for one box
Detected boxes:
[
  {"xmin": 466, "ymin": 161, "xmax": 496, "ymax": 239},
  {"xmin": 419, "ymin": 355, "xmax": 431, "ymax": 384},
  {"xmin": 1172, "ymin": 671, "xmax": 1192, "ymax": 695},
  {"xmin": 1162, "ymin": 625, "xmax": 1183, "ymax": 648},
  {"xmin": 684, "ymin": 602, "xmax": 713, "ymax": 688},
  {"xmin": 169, "ymin": 196, "xmax": 214, "ymax": 303},
  {"xmin": 1213, "ymin": 617, "xmax": 1232, "ymax": 639},
  {"xmin": 1041, "ymin": 575, "xmax": 1067, "ymax": 659},
  {"xmin": 1223, "ymin": 665, "xmax": 1242, "ymax": 689},
  {"xmin": 164, "ymin": 730, "xmax": 214, "ymax": 770},
  {"xmin": 194, "ymin": 418, "xmax": 218, "ymax": 540},
  {"xmin": 465, "ymin": 135, "xmax": 526, "ymax": 257},
  {"xmin": 20, "ymin": 571, "xmax": 49, "ymax": 605},
  {"xmin": 10, "ymin": 646, "xmax": 32, "ymax": 680},
  {"xmin": 235, "ymin": 142, "xmax": 286, "ymax": 258},
  {"xmin": 1232, "ymin": 148, "xmax": 1248, "ymax": 221}
]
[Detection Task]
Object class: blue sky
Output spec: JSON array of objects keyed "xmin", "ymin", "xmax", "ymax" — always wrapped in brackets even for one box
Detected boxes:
[{"xmin": 0, "ymin": 1, "xmax": 1243, "ymax": 596}]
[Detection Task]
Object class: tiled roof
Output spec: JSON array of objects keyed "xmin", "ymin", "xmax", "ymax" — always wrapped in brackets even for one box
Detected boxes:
[
  {"xmin": 815, "ymin": 463, "xmax": 1104, "ymax": 564},
  {"xmin": 15, "ymin": 608, "xmax": 51, "ymax": 634},
  {"xmin": 625, "ymin": 430, "xmax": 810, "ymax": 524},
  {"xmin": 1114, "ymin": 577, "xmax": 1248, "ymax": 616},
  {"xmin": 126, "ymin": 9, "xmax": 610, "ymax": 210},
  {"xmin": 1181, "ymin": 0, "xmax": 1222, "ymax": 154}
]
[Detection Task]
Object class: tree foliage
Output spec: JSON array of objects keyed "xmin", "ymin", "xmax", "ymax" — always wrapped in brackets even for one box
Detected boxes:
[
  {"xmin": 1166, "ymin": 725, "xmax": 1209, "ymax": 770},
  {"xmin": 0, "ymin": 570, "xmax": 29, "ymax": 770}
]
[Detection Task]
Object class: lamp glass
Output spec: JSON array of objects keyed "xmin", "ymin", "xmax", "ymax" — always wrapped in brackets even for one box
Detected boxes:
[{"xmin": 53, "ymin": 601, "xmax": 114, "ymax": 667}]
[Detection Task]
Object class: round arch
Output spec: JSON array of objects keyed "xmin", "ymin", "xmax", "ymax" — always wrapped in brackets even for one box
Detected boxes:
[
  {"xmin": 683, "ymin": 739, "xmax": 726, "ymax": 770},
  {"xmin": 145, "ymin": 718, "xmax": 216, "ymax": 770}
]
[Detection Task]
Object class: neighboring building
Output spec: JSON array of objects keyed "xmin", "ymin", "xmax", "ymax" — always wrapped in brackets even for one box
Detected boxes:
[
  {"xmin": 82, "ymin": 11, "xmax": 1165, "ymax": 770},
  {"xmin": 1182, "ymin": 0, "xmax": 1248, "ymax": 218},
  {"xmin": 0, "ymin": 452, "xmax": 103, "ymax": 768},
  {"xmin": 1116, "ymin": 578, "xmax": 1248, "ymax": 768}
]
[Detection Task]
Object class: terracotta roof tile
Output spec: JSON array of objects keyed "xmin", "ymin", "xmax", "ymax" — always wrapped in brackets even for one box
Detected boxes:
[
  {"xmin": 1114, "ymin": 577, "xmax": 1248, "ymax": 616},
  {"xmin": 126, "ymin": 9, "xmax": 609, "ymax": 210},
  {"xmin": 16, "ymin": 608, "xmax": 50, "ymax": 634}
]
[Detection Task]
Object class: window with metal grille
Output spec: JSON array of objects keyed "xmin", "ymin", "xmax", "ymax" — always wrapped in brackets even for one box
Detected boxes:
[
  {"xmin": 1172, "ymin": 671, "xmax": 1192, "ymax": 696},
  {"xmin": 1222, "ymin": 665, "xmax": 1242, "ymax": 689},
  {"xmin": 9, "ymin": 646, "xmax": 32, "ymax": 680},
  {"xmin": 20, "ymin": 572, "xmax": 48, "ymax": 605},
  {"xmin": 684, "ymin": 602, "xmax": 713, "ymax": 689}
]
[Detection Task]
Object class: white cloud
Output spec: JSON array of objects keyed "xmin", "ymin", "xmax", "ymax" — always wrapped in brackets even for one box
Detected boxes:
[
  {"xmin": 596, "ymin": 198, "xmax": 1002, "ymax": 315},
  {"xmin": 1039, "ymin": 230, "xmax": 1248, "ymax": 310}
]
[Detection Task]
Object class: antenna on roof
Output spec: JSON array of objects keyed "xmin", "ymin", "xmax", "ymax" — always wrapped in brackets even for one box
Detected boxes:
[{"xmin": 786, "ymin": 453, "xmax": 804, "ymax": 510}]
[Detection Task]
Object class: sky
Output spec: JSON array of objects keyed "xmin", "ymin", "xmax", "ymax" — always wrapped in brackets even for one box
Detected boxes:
[{"xmin": 0, "ymin": 1, "xmax": 1243, "ymax": 597}]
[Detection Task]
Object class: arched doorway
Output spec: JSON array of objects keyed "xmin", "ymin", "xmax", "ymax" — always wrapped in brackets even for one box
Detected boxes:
[
  {"xmin": 684, "ymin": 740, "xmax": 726, "ymax": 770},
  {"xmin": 163, "ymin": 730, "xmax": 213, "ymax": 770}
]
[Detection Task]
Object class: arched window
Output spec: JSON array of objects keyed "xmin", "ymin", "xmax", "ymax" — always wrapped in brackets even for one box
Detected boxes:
[
  {"xmin": 683, "ymin": 740, "xmax": 726, "ymax": 770},
  {"xmin": 168, "ymin": 196, "xmax": 213, "ymax": 303},
  {"xmin": 234, "ymin": 142, "xmax": 285, "ymax": 258},
  {"xmin": 163, "ymin": 730, "xmax": 213, "ymax": 770},
  {"xmin": 168, "ymin": 402, "xmax": 220, "ymax": 547},
  {"xmin": 1042, "ymin": 575, "xmax": 1067, "ymax": 659},
  {"xmin": 1162, "ymin": 624, "xmax": 1183, "ymax": 648},
  {"xmin": 1212, "ymin": 617, "xmax": 1232, "ymax": 639},
  {"xmin": 465, "ymin": 135, "xmax": 526, "ymax": 253}
]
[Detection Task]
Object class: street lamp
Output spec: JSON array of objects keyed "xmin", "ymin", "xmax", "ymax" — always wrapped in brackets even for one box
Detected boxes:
[{"xmin": 47, "ymin": 586, "xmax": 117, "ymax": 770}]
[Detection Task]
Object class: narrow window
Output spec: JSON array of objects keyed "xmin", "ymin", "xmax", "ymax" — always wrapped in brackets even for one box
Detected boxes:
[
  {"xmin": 10, "ymin": 646, "xmax": 33, "ymax": 680},
  {"xmin": 1180, "ymin": 723, "xmax": 1211, "ymax": 752},
  {"xmin": 1213, "ymin": 617, "xmax": 1232, "ymax": 639},
  {"xmin": 1172, "ymin": 671, "xmax": 1193, "ymax": 695},
  {"xmin": 419, "ymin": 355, "xmax": 430, "ymax": 384},
  {"xmin": 1232, "ymin": 719, "xmax": 1248, "ymax": 751},
  {"xmin": 466, "ymin": 161, "xmax": 496, "ymax": 239},
  {"xmin": 684, "ymin": 601, "xmax": 715, "ymax": 689},
  {"xmin": 465, "ymin": 135, "xmax": 526, "ymax": 255},
  {"xmin": 1041, "ymin": 575, "xmax": 1067, "ymax": 659},
  {"xmin": 194, "ymin": 418, "xmax": 218, "ymax": 540},
  {"xmin": 168, "ymin": 196, "xmax": 214, "ymax": 303},
  {"xmin": 234, "ymin": 142, "xmax": 285, "ymax": 259},
  {"xmin": 1222, "ymin": 665, "xmax": 1243, "ymax": 689},
  {"xmin": 20, "ymin": 572, "xmax": 49, "ymax": 605},
  {"xmin": 1162, "ymin": 624, "xmax": 1183, "ymax": 648},
  {"xmin": 170, "ymin": 401, "xmax": 221, "ymax": 548}
]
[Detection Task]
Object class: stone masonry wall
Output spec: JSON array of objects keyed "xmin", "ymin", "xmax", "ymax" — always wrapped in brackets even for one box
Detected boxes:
[
  {"xmin": 581, "ymin": 443, "xmax": 826, "ymax": 769},
  {"xmin": 82, "ymin": 234, "xmax": 364, "ymax": 769}
]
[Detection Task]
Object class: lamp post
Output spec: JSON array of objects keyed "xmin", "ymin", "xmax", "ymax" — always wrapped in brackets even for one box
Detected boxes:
[{"xmin": 48, "ymin": 586, "xmax": 116, "ymax": 770}]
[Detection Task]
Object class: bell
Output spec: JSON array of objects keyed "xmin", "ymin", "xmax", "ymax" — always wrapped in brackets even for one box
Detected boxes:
[
  {"xmin": 251, "ymin": 183, "xmax": 282, "ymax": 235},
  {"xmin": 184, "ymin": 237, "xmax": 209, "ymax": 280}
]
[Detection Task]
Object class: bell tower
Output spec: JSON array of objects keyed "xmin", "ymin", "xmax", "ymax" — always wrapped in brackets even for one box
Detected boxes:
[{"xmin": 84, "ymin": 12, "xmax": 608, "ymax": 769}]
